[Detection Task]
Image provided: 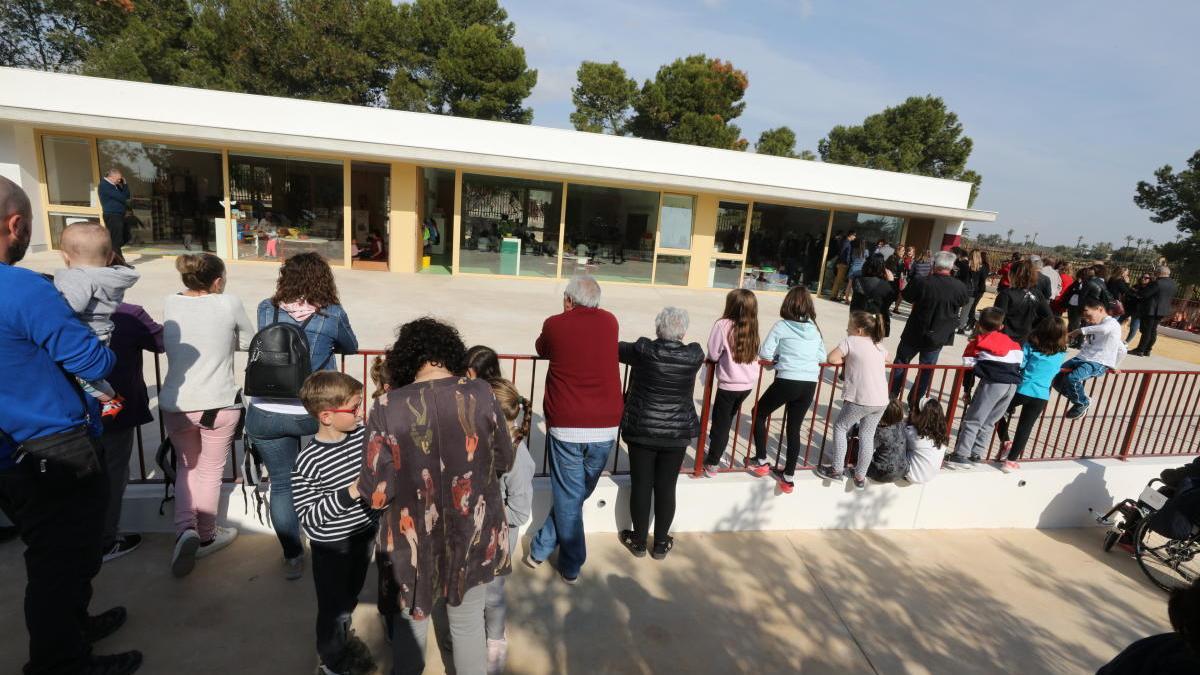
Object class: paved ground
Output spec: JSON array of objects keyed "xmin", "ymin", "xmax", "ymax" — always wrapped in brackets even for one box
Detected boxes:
[{"xmin": 0, "ymin": 529, "xmax": 1171, "ymax": 674}]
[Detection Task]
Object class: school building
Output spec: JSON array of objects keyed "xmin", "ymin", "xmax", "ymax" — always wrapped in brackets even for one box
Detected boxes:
[{"xmin": 0, "ymin": 67, "xmax": 995, "ymax": 292}]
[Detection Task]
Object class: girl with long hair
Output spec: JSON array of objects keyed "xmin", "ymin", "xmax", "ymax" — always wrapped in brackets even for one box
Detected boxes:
[
  {"xmin": 994, "ymin": 317, "xmax": 1068, "ymax": 472},
  {"xmin": 820, "ymin": 311, "xmax": 889, "ymax": 489},
  {"xmin": 905, "ymin": 397, "xmax": 948, "ymax": 483},
  {"xmin": 702, "ymin": 289, "xmax": 762, "ymax": 476}
]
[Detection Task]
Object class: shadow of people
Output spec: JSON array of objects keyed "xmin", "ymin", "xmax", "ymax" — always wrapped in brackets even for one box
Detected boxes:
[{"xmin": 1038, "ymin": 459, "xmax": 1115, "ymax": 528}]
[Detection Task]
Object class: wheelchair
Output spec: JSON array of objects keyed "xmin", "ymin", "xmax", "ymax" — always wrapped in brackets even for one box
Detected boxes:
[{"xmin": 1098, "ymin": 477, "xmax": 1200, "ymax": 592}]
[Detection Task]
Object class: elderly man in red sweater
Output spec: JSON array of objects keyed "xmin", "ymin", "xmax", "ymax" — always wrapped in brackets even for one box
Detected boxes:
[{"xmin": 526, "ymin": 275, "xmax": 623, "ymax": 584}]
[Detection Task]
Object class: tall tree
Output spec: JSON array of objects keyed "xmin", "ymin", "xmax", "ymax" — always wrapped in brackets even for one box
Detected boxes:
[
  {"xmin": 629, "ymin": 54, "xmax": 748, "ymax": 150},
  {"xmin": 1135, "ymin": 149, "xmax": 1200, "ymax": 284},
  {"xmin": 818, "ymin": 95, "xmax": 983, "ymax": 204},
  {"xmin": 569, "ymin": 60, "xmax": 636, "ymax": 134},
  {"xmin": 755, "ymin": 126, "xmax": 797, "ymax": 157},
  {"xmin": 393, "ymin": 0, "xmax": 536, "ymax": 122},
  {"xmin": 0, "ymin": 0, "xmax": 131, "ymax": 71}
]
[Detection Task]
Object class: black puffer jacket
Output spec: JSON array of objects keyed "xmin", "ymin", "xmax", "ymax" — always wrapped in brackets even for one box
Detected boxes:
[{"xmin": 618, "ymin": 337, "xmax": 704, "ymax": 447}]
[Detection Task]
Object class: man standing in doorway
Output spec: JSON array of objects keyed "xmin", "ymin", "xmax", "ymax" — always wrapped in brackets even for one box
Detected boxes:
[
  {"xmin": 527, "ymin": 275, "xmax": 623, "ymax": 585},
  {"xmin": 889, "ymin": 250, "xmax": 971, "ymax": 403},
  {"xmin": 1130, "ymin": 265, "xmax": 1178, "ymax": 357},
  {"xmin": 98, "ymin": 168, "xmax": 131, "ymax": 257},
  {"xmin": 830, "ymin": 230, "xmax": 857, "ymax": 302},
  {"xmin": 0, "ymin": 177, "xmax": 142, "ymax": 674}
]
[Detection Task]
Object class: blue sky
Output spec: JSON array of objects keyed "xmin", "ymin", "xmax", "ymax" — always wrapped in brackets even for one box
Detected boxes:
[{"xmin": 500, "ymin": 0, "xmax": 1199, "ymax": 247}]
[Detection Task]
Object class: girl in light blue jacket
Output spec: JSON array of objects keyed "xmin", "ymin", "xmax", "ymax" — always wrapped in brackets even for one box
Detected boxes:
[{"xmin": 749, "ymin": 286, "xmax": 827, "ymax": 492}]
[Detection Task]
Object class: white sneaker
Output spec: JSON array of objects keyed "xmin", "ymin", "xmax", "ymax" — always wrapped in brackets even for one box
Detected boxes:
[
  {"xmin": 486, "ymin": 638, "xmax": 508, "ymax": 675},
  {"xmin": 195, "ymin": 526, "xmax": 238, "ymax": 559},
  {"xmin": 172, "ymin": 529, "xmax": 201, "ymax": 578}
]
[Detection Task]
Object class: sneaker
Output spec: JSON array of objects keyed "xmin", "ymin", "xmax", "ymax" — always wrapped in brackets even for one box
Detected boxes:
[
  {"xmin": 943, "ymin": 454, "xmax": 973, "ymax": 470},
  {"xmin": 523, "ymin": 552, "xmax": 544, "ymax": 570},
  {"xmin": 812, "ymin": 464, "xmax": 843, "ymax": 482},
  {"xmin": 773, "ymin": 469, "xmax": 795, "ymax": 494},
  {"xmin": 852, "ymin": 476, "xmax": 867, "ymax": 490},
  {"xmin": 82, "ymin": 650, "xmax": 142, "ymax": 675},
  {"xmin": 559, "ymin": 570, "xmax": 579, "ymax": 585},
  {"xmin": 84, "ymin": 607, "xmax": 127, "ymax": 644},
  {"xmin": 748, "ymin": 460, "xmax": 771, "ymax": 477},
  {"xmin": 1065, "ymin": 403, "xmax": 1090, "ymax": 419},
  {"xmin": 1000, "ymin": 441, "xmax": 1013, "ymax": 459},
  {"xmin": 171, "ymin": 529, "xmax": 201, "ymax": 578},
  {"xmin": 100, "ymin": 395, "xmax": 125, "ymax": 419},
  {"xmin": 284, "ymin": 555, "xmax": 305, "ymax": 580},
  {"xmin": 703, "ymin": 463, "xmax": 720, "ymax": 478},
  {"xmin": 969, "ymin": 454, "xmax": 983, "ymax": 464},
  {"xmin": 1000, "ymin": 460, "xmax": 1020, "ymax": 473},
  {"xmin": 486, "ymin": 638, "xmax": 508, "ymax": 675},
  {"xmin": 651, "ymin": 535, "xmax": 674, "ymax": 561},
  {"xmin": 195, "ymin": 526, "xmax": 238, "ymax": 559},
  {"xmin": 102, "ymin": 534, "xmax": 142, "ymax": 563},
  {"xmin": 619, "ymin": 529, "xmax": 647, "ymax": 558}
]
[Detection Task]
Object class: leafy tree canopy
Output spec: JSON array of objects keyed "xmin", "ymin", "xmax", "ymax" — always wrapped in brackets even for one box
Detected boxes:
[
  {"xmin": 629, "ymin": 54, "xmax": 748, "ymax": 150},
  {"xmin": 570, "ymin": 60, "xmax": 636, "ymax": 135},
  {"xmin": 819, "ymin": 95, "xmax": 982, "ymax": 204},
  {"xmin": 1136, "ymin": 149, "xmax": 1200, "ymax": 285},
  {"xmin": 755, "ymin": 126, "xmax": 796, "ymax": 157}
]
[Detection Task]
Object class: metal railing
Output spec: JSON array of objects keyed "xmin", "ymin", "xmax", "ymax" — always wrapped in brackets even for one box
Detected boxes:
[{"xmin": 127, "ymin": 350, "xmax": 1200, "ymax": 486}]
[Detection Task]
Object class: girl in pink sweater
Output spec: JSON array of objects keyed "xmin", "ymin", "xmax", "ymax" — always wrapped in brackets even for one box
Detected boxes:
[{"xmin": 702, "ymin": 290, "xmax": 762, "ymax": 477}]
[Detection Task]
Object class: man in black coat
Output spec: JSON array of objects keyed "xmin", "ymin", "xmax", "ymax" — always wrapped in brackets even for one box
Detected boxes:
[
  {"xmin": 98, "ymin": 168, "xmax": 131, "ymax": 256},
  {"xmin": 1131, "ymin": 266, "xmax": 1178, "ymax": 356},
  {"xmin": 890, "ymin": 250, "xmax": 971, "ymax": 402}
]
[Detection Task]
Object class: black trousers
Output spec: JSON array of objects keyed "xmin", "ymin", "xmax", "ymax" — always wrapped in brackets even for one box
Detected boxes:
[
  {"xmin": 995, "ymin": 393, "xmax": 1049, "ymax": 461},
  {"xmin": 1135, "ymin": 316, "xmax": 1161, "ymax": 354},
  {"xmin": 102, "ymin": 212, "xmax": 126, "ymax": 256},
  {"xmin": 310, "ymin": 525, "xmax": 376, "ymax": 669},
  {"xmin": 0, "ymin": 456, "xmax": 108, "ymax": 675},
  {"xmin": 628, "ymin": 443, "xmax": 686, "ymax": 541},
  {"xmin": 751, "ymin": 378, "xmax": 817, "ymax": 474},
  {"xmin": 704, "ymin": 388, "xmax": 752, "ymax": 466}
]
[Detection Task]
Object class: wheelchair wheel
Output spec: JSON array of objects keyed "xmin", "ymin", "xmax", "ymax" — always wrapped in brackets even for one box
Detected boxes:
[
  {"xmin": 1134, "ymin": 517, "xmax": 1200, "ymax": 593},
  {"xmin": 1103, "ymin": 530, "xmax": 1120, "ymax": 552}
]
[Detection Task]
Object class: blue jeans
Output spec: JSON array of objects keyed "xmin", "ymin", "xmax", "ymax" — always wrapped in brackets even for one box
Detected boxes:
[
  {"xmin": 1053, "ymin": 357, "xmax": 1109, "ymax": 407},
  {"xmin": 889, "ymin": 341, "xmax": 942, "ymax": 401},
  {"xmin": 530, "ymin": 436, "xmax": 614, "ymax": 578},
  {"xmin": 245, "ymin": 405, "xmax": 318, "ymax": 559},
  {"xmin": 1126, "ymin": 316, "xmax": 1141, "ymax": 345}
]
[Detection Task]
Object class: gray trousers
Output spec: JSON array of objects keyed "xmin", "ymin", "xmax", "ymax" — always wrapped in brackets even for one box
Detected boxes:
[
  {"xmin": 829, "ymin": 402, "xmax": 887, "ymax": 480},
  {"xmin": 392, "ymin": 582, "xmax": 487, "ymax": 675},
  {"xmin": 484, "ymin": 574, "xmax": 507, "ymax": 641},
  {"xmin": 952, "ymin": 381, "xmax": 1017, "ymax": 460},
  {"xmin": 100, "ymin": 428, "xmax": 136, "ymax": 549}
]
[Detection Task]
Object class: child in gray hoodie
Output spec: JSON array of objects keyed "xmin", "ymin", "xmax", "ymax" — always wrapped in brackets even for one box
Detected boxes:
[{"xmin": 54, "ymin": 221, "xmax": 140, "ymax": 417}]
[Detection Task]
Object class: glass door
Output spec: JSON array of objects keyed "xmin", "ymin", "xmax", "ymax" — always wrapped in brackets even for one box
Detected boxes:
[
  {"xmin": 653, "ymin": 193, "xmax": 696, "ymax": 286},
  {"xmin": 708, "ymin": 201, "xmax": 751, "ymax": 289},
  {"xmin": 39, "ymin": 133, "xmax": 101, "ymax": 248}
]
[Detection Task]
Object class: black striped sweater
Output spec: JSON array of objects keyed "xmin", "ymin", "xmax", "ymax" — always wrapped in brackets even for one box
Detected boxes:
[{"xmin": 292, "ymin": 426, "xmax": 376, "ymax": 543}]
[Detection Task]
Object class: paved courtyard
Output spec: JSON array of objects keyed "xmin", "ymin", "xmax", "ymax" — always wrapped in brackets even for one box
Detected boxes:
[{"xmin": 0, "ymin": 528, "xmax": 1171, "ymax": 674}]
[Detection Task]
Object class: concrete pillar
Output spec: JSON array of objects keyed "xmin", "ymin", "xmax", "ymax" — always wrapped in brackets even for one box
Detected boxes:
[
  {"xmin": 388, "ymin": 162, "xmax": 420, "ymax": 274},
  {"xmin": 931, "ymin": 219, "xmax": 965, "ymax": 251},
  {"xmin": 687, "ymin": 193, "xmax": 719, "ymax": 288},
  {"xmin": 0, "ymin": 122, "xmax": 47, "ymax": 251}
]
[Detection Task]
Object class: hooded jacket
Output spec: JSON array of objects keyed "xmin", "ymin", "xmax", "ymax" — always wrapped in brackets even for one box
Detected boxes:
[
  {"xmin": 54, "ymin": 265, "xmax": 141, "ymax": 340},
  {"xmin": 759, "ymin": 319, "xmax": 825, "ymax": 381}
]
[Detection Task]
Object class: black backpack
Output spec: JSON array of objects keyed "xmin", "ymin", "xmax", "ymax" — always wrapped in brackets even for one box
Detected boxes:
[
  {"xmin": 854, "ymin": 277, "xmax": 883, "ymax": 315},
  {"xmin": 244, "ymin": 307, "xmax": 313, "ymax": 398}
]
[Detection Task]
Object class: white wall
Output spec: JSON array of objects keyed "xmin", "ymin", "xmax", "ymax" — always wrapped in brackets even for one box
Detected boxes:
[
  {"xmin": 930, "ymin": 218, "xmax": 965, "ymax": 251},
  {"xmin": 0, "ymin": 122, "xmax": 47, "ymax": 251}
]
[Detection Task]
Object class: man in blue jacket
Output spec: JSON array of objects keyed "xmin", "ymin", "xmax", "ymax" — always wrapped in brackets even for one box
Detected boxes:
[
  {"xmin": 0, "ymin": 177, "xmax": 142, "ymax": 675},
  {"xmin": 98, "ymin": 168, "xmax": 131, "ymax": 257}
]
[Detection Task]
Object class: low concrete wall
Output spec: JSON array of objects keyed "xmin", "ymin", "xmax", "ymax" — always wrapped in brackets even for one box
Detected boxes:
[{"xmin": 118, "ymin": 456, "xmax": 1182, "ymax": 538}]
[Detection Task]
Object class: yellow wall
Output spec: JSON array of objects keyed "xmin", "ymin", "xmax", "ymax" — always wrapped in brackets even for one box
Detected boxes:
[
  {"xmin": 388, "ymin": 162, "xmax": 420, "ymax": 274},
  {"xmin": 686, "ymin": 193, "xmax": 719, "ymax": 287}
]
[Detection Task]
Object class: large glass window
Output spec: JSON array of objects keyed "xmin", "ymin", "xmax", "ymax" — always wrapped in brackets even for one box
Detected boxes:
[
  {"xmin": 459, "ymin": 173, "xmax": 562, "ymax": 277},
  {"xmin": 654, "ymin": 255, "xmax": 690, "ymax": 286},
  {"xmin": 229, "ymin": 153, "xmax": 344, "ymax": 264},
  {"xmin": 709, "ymin": 259, "xmax": 743, "ymax": 289},
  {"xmin": 350, "ymin": 161, "xmax": 390, "ymax": 269},
  {"xmin": 821, "ymin": 211, "xmax": 906, "ymax": 295},
  {"xmin": 42, "ymin": 135, "xmax": 95, "ymax": 207},
  {"xmin": 98, "ymin": 140, "xmax": 224, "ymax": 254},
  {"xmin": 47, "ymin": 213, "xmax": 95, "ymax": 249},
  {"xmin": 714, "ymin": 201, "xmax": 748, "ymax": 255},
  {"xmin": 563, "ymin": 184, "xmax": 659, "ymax": 283},
  {"xmin": 745, "ymin": 203, "xmax": 829, "ymax": 291},
  {"xmin": 659, "ymin": 194, "xmax": 694, "ymax": 250},
  {"xmin": 421, "ymin": 168, "xmax": 455, "ymax": 273}
]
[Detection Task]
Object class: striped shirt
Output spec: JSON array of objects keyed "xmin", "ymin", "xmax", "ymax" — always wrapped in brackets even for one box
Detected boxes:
[{"xmin": 292, "ymin": 426, "xmax": 375, "ymax": 543}]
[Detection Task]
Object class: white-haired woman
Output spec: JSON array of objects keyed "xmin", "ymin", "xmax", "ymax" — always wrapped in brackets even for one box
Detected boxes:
[{"xmin": 616, "ymin": 307, "xmax": 704, "ymax": 560}]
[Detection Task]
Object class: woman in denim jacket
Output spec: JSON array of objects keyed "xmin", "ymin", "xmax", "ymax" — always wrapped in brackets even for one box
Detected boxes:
[{"xmin": 244, "ymin": 252, "xmax": 358, "ymax": 580}]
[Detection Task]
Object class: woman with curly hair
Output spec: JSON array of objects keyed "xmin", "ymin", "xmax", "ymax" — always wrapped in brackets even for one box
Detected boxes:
[
  {"xmin": 359, "ymin": 317, "xmax": 514, "ymax": 674},
  {"xmin": 245, "ymin": 252, "xmax": 359, "ymax": 580}
]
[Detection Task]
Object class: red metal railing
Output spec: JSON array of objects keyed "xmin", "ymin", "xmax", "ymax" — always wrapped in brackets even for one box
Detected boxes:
[{"xmin": 128, "ymin": 352, "xmax": 1200, "ymax": 485}]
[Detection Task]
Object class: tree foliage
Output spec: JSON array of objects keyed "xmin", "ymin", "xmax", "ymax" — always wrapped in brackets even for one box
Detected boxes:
[
  {"xmin": 569, "ymin": 60, "xmax": 636, "ymax": 135},
  {"xmin": 629, "ymin": 54, "xmax": 748, "ymax": 150},
  {"xmin": 1136, "ymin": 149, "xmax": 1200, "ymax": 285},
  {"xmin": 819, "ymin": 95, "xmax": 982, "ymax": 204},
  {"xmin": 755, "ymin": 126, "xmax": 797, "ymax": 157},
  {"xmin": 0, "ymin": 0, "xmax": 131, "ymax": 71}
]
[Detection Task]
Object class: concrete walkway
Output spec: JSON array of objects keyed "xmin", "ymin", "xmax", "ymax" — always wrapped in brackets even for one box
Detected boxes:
[{"xmin": 0, "ymin": 529, "xmax": 1170, "ymax": 674}]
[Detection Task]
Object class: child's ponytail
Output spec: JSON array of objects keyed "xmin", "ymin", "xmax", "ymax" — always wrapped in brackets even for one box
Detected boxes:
[{"xmin": 848, "ymin": 310, "xmax": 884, "ymax": 344}]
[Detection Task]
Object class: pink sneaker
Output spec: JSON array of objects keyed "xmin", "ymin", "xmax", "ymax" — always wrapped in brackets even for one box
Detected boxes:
[
  {"xmin": 748, "ymin": 461, "xmax": 771, "ymax": 477},
  {"xmin": 1000, "ymin": 460, "xmax": 1020, "ymax": 473}
]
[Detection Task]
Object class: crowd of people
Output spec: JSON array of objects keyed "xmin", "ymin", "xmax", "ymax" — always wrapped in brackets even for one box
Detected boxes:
[{"xmin": 0, "ymin": 172, "xmax": 1192, "ymax": 675}]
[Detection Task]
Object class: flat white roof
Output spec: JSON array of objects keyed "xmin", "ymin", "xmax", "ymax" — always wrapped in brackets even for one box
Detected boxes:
[{"xmin": 0, "ymin": 67, "xmax": 995, "ymax": 222}]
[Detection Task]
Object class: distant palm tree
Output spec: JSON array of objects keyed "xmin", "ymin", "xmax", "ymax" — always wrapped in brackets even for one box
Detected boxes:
[
  {"xmin": 1125, "ymin": 235, "xmax": 1135, "ymax": 250},
  {"xmin": 1006, "ymin": 228, "xmax": 1014, "ymax": 245}
]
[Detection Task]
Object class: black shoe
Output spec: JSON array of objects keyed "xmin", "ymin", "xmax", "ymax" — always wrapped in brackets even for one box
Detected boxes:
[
  {"xmin": 85, "ymin": 607, "xmax": 127, "ymax": 644},
  {"xmin": 83, "ymin": 651, "xmax": 142, "ymax": 675},
  {"xmin": 651, "ymin": 535, "xmax": 674, "ymax": 560},
  {"xmin": 559, "ymin": 570, "xmax": 579, "ymax": 585},
  {"xmin": 943, "ymin": 454, "xmax": 973, "ymax": 470},
  {"xmin": 1065, "ymin": 403, "xmax": 1090, "ymax": 419},
  {"xmin": 619, "ymin": 529, "xmax": 647, "ymax": 558},
  {"xmin": 103, "ymin": 534, "xmax": 142, "ymax": 563},
  {"xmin": 813, "ymin": 464, "xmax": 844, "ymax": 482},
  {"xmin": 969, "ymin": 454, "xmax": 983, "ymax": 464},
  {"xmin": 0, "ymin": 525, "xmax": 18, "ymax": 543}
]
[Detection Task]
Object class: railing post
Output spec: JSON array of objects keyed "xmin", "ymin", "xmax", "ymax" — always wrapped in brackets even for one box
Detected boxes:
[
  {"xmin": 942, "ymin": 367, "xmax": 966, "ymax": 439},
  {"xmin": 693, "ymin": 361, "xmax": 716, "ymax": 477},
  {"xmin": 1119, "ymin": 372, "xmax": 1154, "ymax": 460}
]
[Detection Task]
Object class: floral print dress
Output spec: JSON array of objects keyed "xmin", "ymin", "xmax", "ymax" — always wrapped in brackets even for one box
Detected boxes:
[{"xmin": 359, "ymin": 375, "xmax": 514, "ymax": 619}]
